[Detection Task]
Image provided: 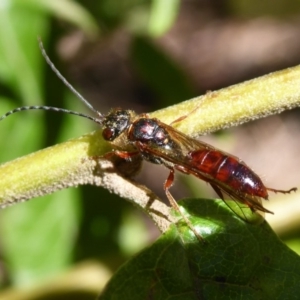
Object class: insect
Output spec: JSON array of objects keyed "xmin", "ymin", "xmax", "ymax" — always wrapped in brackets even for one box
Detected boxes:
[{"xmin": 0, "ymin": 40, "xmax": 297, "ymax": 241}]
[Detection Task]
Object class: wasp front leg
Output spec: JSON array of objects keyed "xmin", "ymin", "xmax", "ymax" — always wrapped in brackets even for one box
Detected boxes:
[{"xmin": 104, "ymin": 149, "xmax": 140, "ymax": 161}]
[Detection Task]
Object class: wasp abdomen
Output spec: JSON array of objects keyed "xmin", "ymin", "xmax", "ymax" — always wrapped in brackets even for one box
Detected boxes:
[{"xmin": 189, "ymin": 150, "xmax": 268, "ymax": 198}]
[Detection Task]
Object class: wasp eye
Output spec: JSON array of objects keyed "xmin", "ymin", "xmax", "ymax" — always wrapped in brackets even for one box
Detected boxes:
[{"xmin": 102, "ymin": 127, "xmax": 116, "ymax": 141}]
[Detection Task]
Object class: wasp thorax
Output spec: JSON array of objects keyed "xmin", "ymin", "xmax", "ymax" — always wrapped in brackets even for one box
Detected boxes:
[
  {"xmin": 102, "ymin": 109, "xmax": 132, "ymax": 141},
  {"xmin": 129, "ymin": 118, "xmax": 169, "ymax": 146}
]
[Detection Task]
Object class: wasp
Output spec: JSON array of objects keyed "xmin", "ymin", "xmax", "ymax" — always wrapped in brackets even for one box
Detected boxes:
[{"xmin": 0, "ymin": 40, "xmax": 297, "ymax": 241}]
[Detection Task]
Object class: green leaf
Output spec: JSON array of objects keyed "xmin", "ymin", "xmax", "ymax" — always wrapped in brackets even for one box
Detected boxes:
[
  {"xmin": 99, "ymin": 198, "xmax": 300, "ymax": 299},
  {"xmin": 16, "ymin": 0, "xmax": 99, "ymax": 36},
  {"xmin": 0, "ymin": 3, "xmax": 48, "ymax": 104},
  {"xmin": 0, "ymin": 189, "xmax": 80, "ymax": 286}
]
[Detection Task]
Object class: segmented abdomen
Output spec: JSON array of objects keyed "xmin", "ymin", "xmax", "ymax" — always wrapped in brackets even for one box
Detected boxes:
[{"xmin": 188, "ymin": 150, "xmax": 268, "ymax": 198}]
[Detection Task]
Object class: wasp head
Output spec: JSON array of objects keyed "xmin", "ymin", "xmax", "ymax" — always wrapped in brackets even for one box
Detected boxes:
[{"xmin": 102, "ymin": 109, "xmax": 134, "ymax": 141}]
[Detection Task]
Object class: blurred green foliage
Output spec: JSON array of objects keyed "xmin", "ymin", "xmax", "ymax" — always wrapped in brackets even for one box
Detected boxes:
[{"xmin": 0, "ymin": 0, "xmax": 96, "ymax": 288}]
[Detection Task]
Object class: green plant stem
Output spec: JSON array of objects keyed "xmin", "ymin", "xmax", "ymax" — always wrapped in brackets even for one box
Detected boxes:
[
  {"xmin": 1, "ymin": 65, "xmax": 300, "ymax": 232},
  {"xmin": 152, "ymin": 65, "xmax": 300, "ymax": 136}
]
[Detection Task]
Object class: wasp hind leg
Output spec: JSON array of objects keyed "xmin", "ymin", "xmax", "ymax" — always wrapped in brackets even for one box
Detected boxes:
[
  {"xmin": 267, "ymin": 187, "xmax": 297, "ymax": 194},
  {"xmin": 164, "ymin": 168, "xmax": 204, "ymax": 242}
]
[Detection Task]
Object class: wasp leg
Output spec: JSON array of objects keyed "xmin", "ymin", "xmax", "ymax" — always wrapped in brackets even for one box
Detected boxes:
[
  {"xmin": 266, "ymin": 187, "xmax": 297, "ymax": 194},
  {"xmin": 210, "ymin": 183, "xmax": 224, "ymax": 200},
  {"xmin": 104, "ymin": 150, "xmax": 139, "ymax": 160},
  {"xmin": 164, "ymin": 168, "xmax": 204, "ymax": 242},
  {"xmin": 169, "ymin": 104, "xmax": 201, "ymax": 126},
  {"xmin": 87, "ymin": 150, "xmax": 139, "ymax": 163}
]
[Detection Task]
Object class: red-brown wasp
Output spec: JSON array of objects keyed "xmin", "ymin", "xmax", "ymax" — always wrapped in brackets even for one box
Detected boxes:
[{"xmin": 0, "ymin": 40, "xmax": 297, "ymax": 241}]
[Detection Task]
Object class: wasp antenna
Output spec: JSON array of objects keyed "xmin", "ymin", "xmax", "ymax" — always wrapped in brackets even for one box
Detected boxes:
[
  {"xmin": 37, "ymin": 37, "xmax": 103, "ymax": 120},
  {"xmin": 0, "ymin": 106, "xmax": 102, "ymax": 125}
]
